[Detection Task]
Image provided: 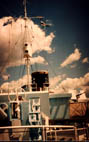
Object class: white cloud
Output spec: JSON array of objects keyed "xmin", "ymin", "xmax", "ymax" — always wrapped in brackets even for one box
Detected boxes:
[
  {"xmin": 1, "ymin": 72, "xmax": 89, "ymax": 100},
  {"xmin": 82, "ymin": 57, "xmax": 89, "ymax": 63},
  {"xmin": 7, "ymin": 56, "xmax": 47, "ymax": 68},
  {"xmin": 31, "ymin": 56, "xmax": 48, "ymax": 65},
  {"xmin": 49, "ymin": 74, "xmax": 66, "ymax": 90},
  {"xmin": 0, "ymin": 17, "xmax": 55, "ymax": 75},
  {"xmin": 60, "ymin": 48, "xmax": 81, "ymax": 67},
  {"xmin": 59, "ymin": 77, "xmax": 84, "ymax": 90},
  {"xmin": 0, "ymin": 75, "xmax": 31, "ymax": 92},
  {"xmin": 1, "ymin": 74, "xmax": 66, "ymax": 92},
  {"xmin": 51, "ymin": 72, "xmax": 89, "ymax": 99}
]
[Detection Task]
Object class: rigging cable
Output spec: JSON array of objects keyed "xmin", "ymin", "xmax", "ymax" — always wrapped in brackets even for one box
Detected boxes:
[
  {"xmin": 42, "ymin": 52, "xmax": 57, "ymax": 77},
  {"xmin": 27, "ymin": 21, "xmax": 39, "ymax": 72},
  {"xmin": 32, "ymin": 26, "xmax": 58, "ymax": 77},
  {"xmin": 0, "ymin": 23, "xmax": 12, "ymax": 76},
  {"xmin": 16, "ymin": 24, "xmax": 27, "ymax": 89}
]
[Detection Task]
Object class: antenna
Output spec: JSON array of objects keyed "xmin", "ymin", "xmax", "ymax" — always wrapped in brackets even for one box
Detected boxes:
[{"xmin": 23, "ymin": 0, "xmax": 27, "ymax": 18}]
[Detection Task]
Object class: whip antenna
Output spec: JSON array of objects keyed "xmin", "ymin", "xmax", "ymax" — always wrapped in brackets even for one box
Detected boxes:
[{"xmin": 23, "ymin": 0, "xmax": 27, "ymax": 18}]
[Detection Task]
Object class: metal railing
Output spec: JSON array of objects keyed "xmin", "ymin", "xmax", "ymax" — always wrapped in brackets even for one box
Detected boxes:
[{"xmin": 0, "ymin": 124, "xmax": 88, "ymax": 141}]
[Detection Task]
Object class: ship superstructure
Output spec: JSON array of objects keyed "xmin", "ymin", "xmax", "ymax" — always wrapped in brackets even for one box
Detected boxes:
[{"xmin": 0, "ymin": 0, "xmax": 89, "ymax": 141}]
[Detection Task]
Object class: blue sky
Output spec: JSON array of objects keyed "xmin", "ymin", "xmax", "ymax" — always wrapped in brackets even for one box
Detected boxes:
[
  {"xmin": 0, "ymin": 0, "xmax": 89, "ymax": 98},
  {"xmin": 30, "ymin": 0, "xmax": 89, "ymax": 77}
]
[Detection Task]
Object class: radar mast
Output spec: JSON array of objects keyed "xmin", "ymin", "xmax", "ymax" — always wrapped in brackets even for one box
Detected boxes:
[
  {"xmin": 23, "ymin": 0, "xmax": 31, "ymax": 91},
  {"xmin": 24, "ymin": 0, "xmax": 27, "ymax": 18}
]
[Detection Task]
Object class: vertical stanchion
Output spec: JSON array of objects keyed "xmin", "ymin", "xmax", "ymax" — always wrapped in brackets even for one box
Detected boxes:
[
  {"xmin": 74, "ymin": 123, "xmax": 79, "ymax": 141},
  {"xmin": 45, "ymin": 127, "xmax": 48, "ymax": 141},
  {"xmin": 85, "ymin": 123, "xmax": 89, "ymax": 140},
  {"xmin": 42, "ymin": 126, "xmax": 45, "ymax": 141},
  {"xmin": 55, "ymin": 127, "xmax": 57, "ymax": 141}
]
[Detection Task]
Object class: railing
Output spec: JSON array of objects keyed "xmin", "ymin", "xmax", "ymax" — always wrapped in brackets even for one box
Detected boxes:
[
  {"xmin": 0, "ymin": 83, "xmax": 49, "ymax": 94},
  {"xmin": 0, "ymin": 124, "xmax": 88, "ymax": 141}
]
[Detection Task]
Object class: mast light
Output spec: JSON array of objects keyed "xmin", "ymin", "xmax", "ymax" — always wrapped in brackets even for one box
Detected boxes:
[{"xmin": 24, "ymin": 42, "xmax": 32, "ymax": 58}]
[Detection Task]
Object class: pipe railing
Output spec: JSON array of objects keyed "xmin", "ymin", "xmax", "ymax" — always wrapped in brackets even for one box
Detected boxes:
[{"xmin": 0, "ymin": 124, "xmax": 88, "ymax": 141}]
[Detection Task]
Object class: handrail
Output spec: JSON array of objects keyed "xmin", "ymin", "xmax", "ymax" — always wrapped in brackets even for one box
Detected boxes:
[{"xmin": 0, "ymin": 125, "xmax": 74, "ymax": 129}]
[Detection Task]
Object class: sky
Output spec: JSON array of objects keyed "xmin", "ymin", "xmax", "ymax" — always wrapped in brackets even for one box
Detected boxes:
[{"xmin": 0, "ymin": 0, "xmax": 89, "ymax": 99}]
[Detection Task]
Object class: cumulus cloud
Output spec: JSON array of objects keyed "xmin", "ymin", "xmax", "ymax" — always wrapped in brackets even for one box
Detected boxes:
[
  {"xmin": 49, "ymin": 74, "xmax": 66, "ymax": 90},
  {"xmin": 82, "ymin": 57, "xmax": 89, "ymax": 63},
  {"xmin": 60, "ymin": 48, "xmax": 81, "ymax": 67},
  {"xmin": 51, "ymin": 72, "xmax": 89, "ymax": 99},
  {"xmin": 0, "ymin": 17, "xmax": 55, "ymax": 76},
  {"xmin": 0, "ymin": 74, "xmax": 31, "ymax": 92},
  {"xmin": 31, "ymin": 56, "xmax": 48, "ymax": 65},
  {"xmin": 7, "ymin": 56, "xmax": 47, "ymax": 67},
  {"xmin": 1, "ymin": 74, "xmax": 66, "ymax": 92},
  {"xmin": 1, "ymin": 72, "xmax": 89, "ymax": 99}
]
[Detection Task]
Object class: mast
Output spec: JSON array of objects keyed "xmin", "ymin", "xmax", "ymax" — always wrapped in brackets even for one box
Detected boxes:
[
  {"xmin": 24, "ymin": 0, "xmax": 27, "ymax": 18},
  {"xmin": 23, "ymin": 0, "xmax": 31, "ymax": 91},
  {"xmin": 25, "ymin": 53, "xmax": 30, "ymax": 91}
]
